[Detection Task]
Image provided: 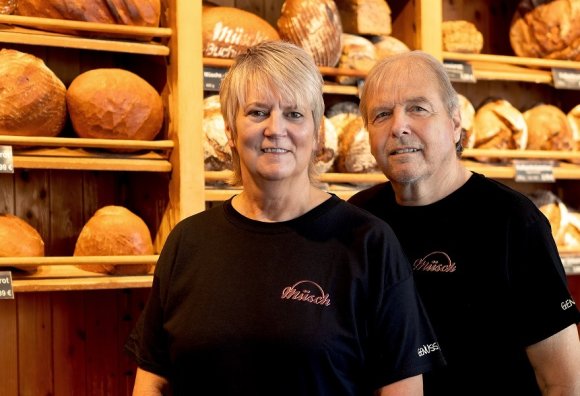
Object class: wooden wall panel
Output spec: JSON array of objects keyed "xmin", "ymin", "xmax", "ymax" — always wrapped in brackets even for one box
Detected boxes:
[{"xmin": 0, "ymin": 298, "xmax": 18, "ymax": 396}]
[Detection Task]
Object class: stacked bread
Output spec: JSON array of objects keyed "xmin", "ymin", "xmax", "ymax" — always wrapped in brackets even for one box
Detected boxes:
[
  {"xmin": 277, "ymin": 0, "xmax": 343, "ymax": 67},
  {"xmin": 0, "ymin": 214, "xmax": 44, "ymax": 272},
  {"xmin": 66, "ymin": 68, "xmax": 164, "ymax": 141},
  {"xmin": 203, "ymin": 6, "xmax": 280, "ymax": 59},
  {"xmin": 74, "ymin": 206, "xmax": 154, "ymax": 275},
  {"xmin": 0, "ymin": 49, "xmax": 66, "ymax": 137},
  {"xmin": 510, "ymin": 0, "xmax": 580, "ymax": 61}
]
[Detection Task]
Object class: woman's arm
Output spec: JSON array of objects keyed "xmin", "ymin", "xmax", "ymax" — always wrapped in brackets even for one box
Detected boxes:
[{"xmin": 132, "ymin": 367, "xmax": 171, "ymax": 396}]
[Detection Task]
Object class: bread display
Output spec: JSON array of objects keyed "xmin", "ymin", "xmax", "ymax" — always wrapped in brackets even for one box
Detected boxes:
[
  {"xmin": 327, "ymin": 101, "xmax": 361, "ymax": 135},
  {"xmin": 0, "ymin": 49, "xmax": 66, "ymax": 137},
  {"xmin": 510, "ymin": 0, "xmax": 580, "ymax": 61},
  {"xmin": 66, "ymin": 68, "xmax": 163, "ymax": 141},
  {"xmin": 371, "ymin": 35, "xmax": 411, "ymax": 60},
  {"xmin": 523, "ymin": 104, "xmax": 573, "ymax": 151},
  {"xmin": 442, "ymin": 20, "xmax": 484, "ymax": 53},
  {"xmin": 315, "ymin": 117, "xmax": 339, "ymax": 173},
  {"xmin": 203, "ymin": 95, "xmax": 232, "ymax": 171},
  {"xmin": 277, "ymin": 0, "xmax": 343, "ymax": 67},
  {"xmin": 529, "ymin": 190, "xmax": 570, "ymax": 246},
  {"xmin": 0, "ymin": 214, "xmax": 44, "ymax": 272},
  {"xmin": 567, "ymin": 104, "xmax": 580, "ymax": 149},
  {"xmin": 336, "ymin": 34, "xmax": 377, "ymax": 85},
  {"xmin": 74, "ymin": 205, "xmax": 154, "ymax": 275},
  {"xmin": 334, "ymin": 0, "xmax": 392, "ymax": 35},
  {"xmin": 458, "ymin": 94, "xmax": 476, "ymax": 149},
  {"xmin": 0, "ymin": 0, "xmax": 15, "ymax": 14},
  {"xmin": 202, "ymin": 6, "xmax": 279, "ymax": 59},
  {"xmin": 471, "ymin": 99, "xmax": 528, "ymax": 151},
  {"xmin": 15, "ymin": 0, "xmax": 161, "ymax": 26},
  {"xmin": 335, "ymin": 116, "xmax": 379, "ymax": 173},
  {"xmin": 564, "ymin": 210, "xmax": 580, "ymax": 247}
]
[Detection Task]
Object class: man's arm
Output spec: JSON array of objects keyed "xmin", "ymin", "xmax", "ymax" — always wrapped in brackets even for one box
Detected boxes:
[
  {"xmin": 375, "ymin": 374, "xmax": 423, "ymax": 396},
  {"xmin": 527, "ymin": 324, "xmax": 580, "ymax": 396},
  {"xmin": 132, "ymin": 367, "xmax": 171, "ymax": 396}
]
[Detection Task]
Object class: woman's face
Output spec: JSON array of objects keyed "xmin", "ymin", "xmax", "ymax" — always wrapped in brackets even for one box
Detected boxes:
[{"xmin": 231, "ymin": 90, "xmax": 316, "ymax": 186}]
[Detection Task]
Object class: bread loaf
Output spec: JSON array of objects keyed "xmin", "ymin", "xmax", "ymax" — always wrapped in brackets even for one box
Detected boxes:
[
  {"xmin": 203, "ymin": 6, "xmax": 279, "ymax": 59},
  {"xmin": 277, "ymin": 0, "xmax": 343, "ymax": 67},
  {"xmin": 16, "ymin": 0, "xmax": 161, "ymax": 27},
  {"xmin": 567, "ymin": 104, "xmax": 580, "ymax": 148},
  {"xmin": 0, "ymin": 214, "xmax": 44, "ymax": 272},
  {"xmin": 523, "ymin": 104, "xmax": 573, "ymax": 151},
  {"xmin": 74, "ymin": 205, "xmax": 154, "ymax": 275},
  {"xmin": 458, "ymin": 94, "xmax": 476, "ymax": 148},
  {"xmin": 0, "ymin": 49, "xmax": 66, "ymax": 137},
  {"xmin": 203, "ymin": 95, "xmax": 232, "ymax": 171},
  {"xmin": 334, "ymin": 0, "xmax": 392, "ymax": 35},
  {"xmin": 335, "ymin": 116, "xmax": 379, "ymax": 173},
  {"xmin": 336, "ymin": 34, "xmax": 377, "ymax": 85},
  {"xmin": 510, "ymin": 0, "xmax": 580, "ymax": 61},
  {"xmin": 529, "ymin": 190, "xmax": 569, "ymax": 245},
  {"xmin": 471, "ymin": 99, "xmax": 528, "ymax": 150},
  {"xmin": 371, "ymin": 35, "xmax": 411, "ymax": 60},
  {"xmin": 442, "ymin": 20, "xmax": 484, "ymax": 53},
  {"xmin": 66, "ymin": 68, "xmax": 163, "ymax": 141},
  {"xmin": 564, "ymin": 210, "xmax": 580, "ymax": 247},
  {"xmin": 0, "ymin": 0, "xmax": 15, "ymax": 14},
  {"xmin": 315, "ymin": 117, "xmax": 339, "ymax": 173}
]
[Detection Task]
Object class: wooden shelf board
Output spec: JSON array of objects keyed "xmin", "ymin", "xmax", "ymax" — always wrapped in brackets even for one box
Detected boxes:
[
  {"xmin": 444, "ymin": 52, "xmax": 580, "ymax": 71},
  {"xmin": 0, "ymin": 29, "xmax": 169, "ymax": 56},
  {"xmin": 0, "ymin": 135, "xmax": 174, "ymax": 150},
  {"xmin": 14, "ymin": 155, "xmax": 172, "ymax": 172}
]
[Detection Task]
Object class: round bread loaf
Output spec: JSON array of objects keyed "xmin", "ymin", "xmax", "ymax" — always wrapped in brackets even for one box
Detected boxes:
[
  {"xmin": 74, "ymin": 205, "xmax": 154, "ymax": 275},
  {"xmin": 203, "ymin": 95, "xmax": 232, "ymax": 171},
  {"xmin": 66, "ymin": 68, "xmax": 163, "ymax": 140},
  {"xmin": 524, "ymin": 104, "xmax": 573, "ymax": 151},
  {"xmin": 202, "ymin": 6, "xmax": 279, "ymax": 59},
  {"xmin": 458, "ymin": 94, "xmax": 476, "ymax": 148},
  {"xmin": 0, "ymin": 214, "xmax": 44, "ymax": 272},
  {"xmin": 315, "ymin": 117, "xmax": 339, "ymax": 173},
  {"xmin": 16, "ymin": 0, "xmax": 160, "ymax": 27},
  {"xmin": 564, "ymin": 210, "xmax": 580, "ymax": 247},
  {"xmin": 442, "ymin": 20, "xmax": 484, "ymax": 54},
  {"xmin": 277, "ymin": 0, "xmax": 343, "ymax": 67},
  {"xmin": 335, "ymin": 116, "xmax": 378, "ymax": 173},
  {"xmin": 334, "ymin": 0, "xmax": 392, "ymax": 36},
  {"xmin": 327, "ymin": 101, "xmax": 361, "ymax": 135},
  {"xmin": 569, "ymin": 104, "xmax": 580, "ymax": 149},
  {"xmin": 471, "ymin": 99, "xmax": 528, "ymax": 150},
  {"xmin": 510, "ymin": 0, "xmax": 580, "ymax": 61},
  {"xmin": 337, "ymin": 34, "xmax": 377, "ymax": 85},
  {"xmin": 0, "ymin": 49, "xmax": 66, "ymax": 137},
  {"xmin": 529, "ymin": 190, "xmax": 569, "ymax": 246},
  {"xmin": 371, "ymin": 35, "xmax": 411, "ymax": 60},
  {"xmin": 0, "ymin": 0, "xmax": 15, "ymax": 14}
]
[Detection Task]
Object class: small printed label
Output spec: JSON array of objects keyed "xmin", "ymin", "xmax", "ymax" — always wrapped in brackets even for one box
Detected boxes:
[
  {"xmin": 514, "ymin": 160, "xmax": 555, "ymax": 182},
  {"xmin": 0, "ymin": 145, "xmax": 14, "ymax": 174},
  {"xmin": 444, "ymin": 61, "xmax": 476, "ymax": 83},
  {"xmin": 0, "ymin": 271, "xmax": 14, "ymax": 299},
  {"xmin": 552, "ymin": 68, "xmax": 580, "ymax": 90},
  {"xmin": 203, "ymin": 67, "xmax": 227, "ymax": 91}
]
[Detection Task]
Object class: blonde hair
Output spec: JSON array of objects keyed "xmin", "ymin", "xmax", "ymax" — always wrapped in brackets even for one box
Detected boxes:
[{"xmin": 219, "ymin": 40, "xmax": 325, "ymax": 186}]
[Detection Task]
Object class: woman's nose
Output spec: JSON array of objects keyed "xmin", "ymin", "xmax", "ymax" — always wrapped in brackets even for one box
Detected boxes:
[{"xmin": 264, "ymin": 111, "xmax": 286, "ymax": 136}]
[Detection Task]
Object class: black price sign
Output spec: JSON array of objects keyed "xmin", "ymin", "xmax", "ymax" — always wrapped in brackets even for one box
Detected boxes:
[
  {"xmin": 444, "ymin": 61, "xmax": 476, "ymax": 83},
  {"xmin": 203, "ymin": 67, "xmax": 227, "ymax": 91},
  {"xmin": 514, "ymin": 160, "xmax": 555, "ymax": 183},
  {"xmin": 0, "ymin": 271, "xmax": 14, "ymax": 299},
  {"xmin": 0, "ymin": 145, "xmax": 14, "ymax": 174}
]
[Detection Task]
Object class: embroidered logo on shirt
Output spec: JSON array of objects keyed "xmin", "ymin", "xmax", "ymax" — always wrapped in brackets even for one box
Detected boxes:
[
  {"xmin": 561, "ymin": 299, "xmax": 576, "ymax": 310},
  {"xmin": 417, "ymin": 342, "xmax": 440, "ymax": 357},
  {"xmin": 413, "ymin": 251, "xmax": 457, "ymax": 273},
  {"xmin": 281, "ymin": 280, "xmax": 331, "ymax": 306}
]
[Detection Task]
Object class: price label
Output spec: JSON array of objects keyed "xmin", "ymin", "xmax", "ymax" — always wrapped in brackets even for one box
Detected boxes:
[
  {"xmin": 203, "ymin": 67, "xmax": 227, "ymax": 91},
  {"xmin": 0, "ymin": 271, "xmax": 14, "ymax": 300},
  {"xmin": 0, "ymin": 145, "xmax": 14, "ymax": 174},
  {"xmin": 514, "ymin": 160, "xmax": 555, "ymax": 183},
  {"xmin": 443, "ymin": 61, "xmax": 476, "ymax": 83},
  {"xmin": 552, "ymin": 68, "xmax": 580, "ymax": 90}
]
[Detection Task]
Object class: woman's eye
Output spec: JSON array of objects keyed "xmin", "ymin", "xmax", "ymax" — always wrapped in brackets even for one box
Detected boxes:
[
  {"xmin": 287, "ymin": 111, "xmax": 303, "ymax": 119},
  {"xmin": 248, "ymin": 109, "xmax": 267, "ymax": 117}
]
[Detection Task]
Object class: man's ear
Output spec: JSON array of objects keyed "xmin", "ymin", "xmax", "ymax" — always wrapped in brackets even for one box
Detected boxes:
[{"xmin": 451, "ymin": 108, "xmax": 462, "ymax": 143}]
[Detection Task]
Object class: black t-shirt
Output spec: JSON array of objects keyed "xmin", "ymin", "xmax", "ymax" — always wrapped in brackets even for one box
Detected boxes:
[
  {"xmin": 349, "ymin": 173, "xmax": 580, "ymax": 396},
  {"xmin": 125, "ymin": 195, "xmax": 445, "ymax": 395}
]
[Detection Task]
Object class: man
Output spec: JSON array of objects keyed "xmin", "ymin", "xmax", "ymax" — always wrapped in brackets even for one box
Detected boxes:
[{"xmin": 348, "ymin": 50, "xmax": 580, "ymax": 395}]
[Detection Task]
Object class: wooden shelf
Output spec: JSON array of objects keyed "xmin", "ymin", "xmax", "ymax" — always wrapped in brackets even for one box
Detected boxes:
[{"xmin": 0, "ymin": 14, "xmax": 171, "ymax": 55}]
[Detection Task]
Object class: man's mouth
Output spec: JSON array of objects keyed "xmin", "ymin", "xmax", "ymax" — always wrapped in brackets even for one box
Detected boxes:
[{"xmin": 390, "ymin": 148, "xmax": 420, "ymax": 155}]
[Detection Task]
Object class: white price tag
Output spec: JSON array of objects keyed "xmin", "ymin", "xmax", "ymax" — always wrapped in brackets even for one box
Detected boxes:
[
  {"xmin": 514, "ymin": 160, "xmax": 555, "ymax": 183},
  {"xmin": 0, "ymin": 145, "xmax": 14, "ymax": 174}
]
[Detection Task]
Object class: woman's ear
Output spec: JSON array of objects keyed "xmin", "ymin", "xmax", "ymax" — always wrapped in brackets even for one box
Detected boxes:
[{"xmin": 225, "ymin": 126, "xmax": 235, "ymax": 148}]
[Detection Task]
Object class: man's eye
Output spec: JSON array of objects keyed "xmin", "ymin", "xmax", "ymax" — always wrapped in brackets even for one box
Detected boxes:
[
  {"xmin": 372, "ymin": 111, "xmax": 390, "ymax": 122},
  {"xmin": 410, "ymin": 105, "xmax": 427, "ymax": 113}
]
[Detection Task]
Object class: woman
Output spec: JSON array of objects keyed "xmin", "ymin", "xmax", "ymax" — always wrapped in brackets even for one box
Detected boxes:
[{"xmin": 125, "ymin": 41, "xmax": 444, "ymax": 395}]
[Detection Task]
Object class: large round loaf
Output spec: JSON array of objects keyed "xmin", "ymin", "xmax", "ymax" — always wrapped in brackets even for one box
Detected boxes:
[
  {"xmin": 66, "ymin": 68, "xmax": 163, "ymax": 140},
  {"xmin": 509, "ymin": 0, "xmax": 580, "ymax": 61},
  {"xmin": 569, "ymin": 104, "xmax": 580, "ymax": 148},
  {"xmin": 524, "ymin": 104, "xmax": 573, "ymax": 151},
  {"xmin": 315, "ymin": 117, "xmax": 339, "ymax": 173},
  {"xmin": 0, "ymin": 49, "xmax": 66, "ymax": 137},
  {"xmin": 442, "ymin": 20, "xmax": 484, "ymax": 54},
  {"xmin": 335, "ymin": 116, "xmax": 378, "ymax": 173},
  {"xmin": 277, "ymin": 0, "xmax": 343, "ymax": 67},
  {"xmin": 471, "ymin": 99, "xmax": 528, "ymax": 150},
  {"xmin": 16, "ymin": 0, "xmax": 160, "ymax": 27},
  {"xmin": 203, "ymin": 95, "xmax": 232, "ymax": 171},
  {"xmin": 0, "ymin": 214, "xmax": 44, "ymax": 272},
  {"xmin": 336, "ymin": 33, "xmax": 377, "ymax": 85},
  {"xmin": 202, "ymin": 6, "xmax": 279, "ymax": 59},
  {"xmin": 74, "ymin": 205, "xmax": 154, "ymax": 275},
  {"xmin": 334, "ymin": 0, "xmax": 392, "ymax": 36}
]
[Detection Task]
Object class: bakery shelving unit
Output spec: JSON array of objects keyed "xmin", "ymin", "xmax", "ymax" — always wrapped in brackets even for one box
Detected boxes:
[{"xmin": 0, "ymin": 1, "xmax": 205, "ymax": 292}]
